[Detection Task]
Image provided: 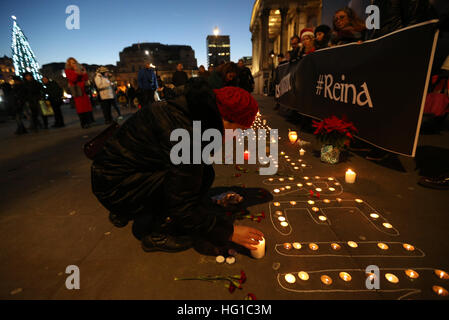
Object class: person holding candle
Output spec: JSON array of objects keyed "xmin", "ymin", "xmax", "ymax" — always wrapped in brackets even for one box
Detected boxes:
[{"xmin": 91, "ymin": 78, "xmax": 263, "ymax": 253}]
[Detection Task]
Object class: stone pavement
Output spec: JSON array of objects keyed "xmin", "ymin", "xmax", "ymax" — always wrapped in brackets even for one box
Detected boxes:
[{"xmin": 0, "ymin": 97, "xmax": 448, "ymax": 300}]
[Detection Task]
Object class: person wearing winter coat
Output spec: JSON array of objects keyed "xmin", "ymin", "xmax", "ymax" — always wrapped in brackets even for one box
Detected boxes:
[
  {"xmin": 207, "ymin": 62, "xmax": 239, "ymax": 89},
  {"xmin": 172, "ymin": 63, "xmax": 189, "ymax": 87},
  {"xmin": 23, "ymin": 72, "xmax": 44, "ymax": 131},
  {"xmin": 95, "ymin": 67, "xmax": 122, "ymax": 124},
  {"xmin": 331, "ymin": 7, "xmax": 366, "ymax": 46},
  {"xmin": 237, "ymin": 59, "xmax": 254, "ymax": 93},
  {"xmin": 91, "ymin": 78, "xmax": 263, "ymax": 253},
  {"xmin": 10, "ymin": 76, "xmax": 28, "ymax": 134},
  {"xmin": 65, "ymin": 57, "xmax": 94, "ymax": 129},
  {"xmin": 42, "ymin": 76, "xmax": 65, "ymax": 128},
  {"xmin": 138, "ymin": 63, "xmax": 158, "ymax": 108},
  {"xmin": 314, "ymin": 25, "xmax": 332, "ymax": 50}
]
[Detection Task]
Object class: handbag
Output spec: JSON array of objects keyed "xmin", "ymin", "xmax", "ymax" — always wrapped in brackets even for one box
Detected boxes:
[
  {"xmin": 69, "ymin": 83, "xmax": 83, "ymax": 98},
  {"xmin": 83, "ymin": 121, "xmax": 120, "ymax": 160},
  {"xmin": 39, "ymin": 100, "xmax": 54, "ymax": 116},
  {"xmin": 424, "ymin": 78, "xmax": 449, "ymax": 117}
]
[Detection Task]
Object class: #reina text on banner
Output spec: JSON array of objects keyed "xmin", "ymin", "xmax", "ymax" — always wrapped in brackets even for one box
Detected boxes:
[{"xmin": 275, "ymin": 20, "xmax": 440, "ymax": 157}]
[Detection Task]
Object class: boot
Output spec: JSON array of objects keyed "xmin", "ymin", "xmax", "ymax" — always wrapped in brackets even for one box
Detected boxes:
[{"xmin": 141, "ymin": 233, "xmax": 193, "ymax": 253}]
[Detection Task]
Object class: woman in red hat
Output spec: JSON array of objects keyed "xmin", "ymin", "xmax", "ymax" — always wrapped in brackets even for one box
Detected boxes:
[{"xmin": 91, "ymin": 78, "xmax": 263, "ymax": 253}]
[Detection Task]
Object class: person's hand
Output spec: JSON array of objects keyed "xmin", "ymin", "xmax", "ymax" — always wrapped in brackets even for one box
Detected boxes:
[{"xmin": 230, "ymin": 225, "xmax": 264, "ymax": 251}]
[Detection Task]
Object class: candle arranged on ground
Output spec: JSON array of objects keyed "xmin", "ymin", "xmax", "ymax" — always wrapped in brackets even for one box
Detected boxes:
[
  {"xmin": 345, "ymin": 169, "xmax": 357, "ymax": 183},
  {"xmin": 321, "ymin": 275, "xmax": 332, "ymax": 285},
  {"xmin": 405, "ymin": 269, "xmax": 419, "ymax": 279},
  {"xmin": 339, "ymin": 272, "xmax": 352, "ymax": 282},
  {"xmin": 298, "ymin": 271, "xmax": 309, "ymax": 281},
  {"xmin": 435, "ymin": 270, "xmax": 449, "ymax": 279},
  {"xmin": 385, "ymin": 273, "xmax": 399, "ymax": 284},
  {"xmin": 299, "ymin": 148, "xmax": 305, "ymax": 156},
  {"xmin": 244, "ymin": 150, "xmax": 250, "ymax": 161},
  {"xmin": 288, "ymin": 131, "xmax": 298, "ymax": 144},
  {"xmin": 251, "ymin": 237, "xmax": 265, "ymax": 259},
  {"xmin": 433, "ymin": 286, "xmax": 448, "ymax": 296}
]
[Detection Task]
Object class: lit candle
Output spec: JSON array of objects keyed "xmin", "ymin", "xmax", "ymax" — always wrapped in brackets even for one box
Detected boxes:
[
  {"xmin": 288, "ymin": 177, "xmax": 294, "ymax": 181},
  {"xmin": 293, "ymin": 242, "xmax": 302, "ymax": 250},
  {"xmin": 311, "ymin": 207, "xmax": 319, "ymax": 212},
  {"xmin": 285, "ymin": 186, "xmax": 291, "ymax": 190},
  {"xmin": 244, "ymin": 150, "xmax": 250, "ymax": 161},
  {"xmin": 328, "ymin": 187, "xmax": 335, "ymax": 191},
  {"xmin": 288, "ymin": 131, "xmax": 298, "ymax": 144},
  {"xmin": 328, "ymin": 177, "xmax": 334, "ymax": 181},
  {"xmin": 273, "ymin": 189, "xmax": 280, "ymax": 194},
  {"xmin": 385, "ymin": 273, "xmax": 399, "ymax": 284},
  {"xmin": 331, "ymin": 243, "xmax": 341, "ymax": 250},
  {"xmin": 283, "ymin": 243, "xmax": 292, "ymax": 250},
  {"xmin": 324, "ymin": 199, "xmax": 331, "ymax": 203},
  {"xmin": 273, "ymin": 202, "xmax": 280, "ymax": 207},
  {"xmin": 336, "ymin": 198, "xmax": 342, "ymax": 203},
  {"xmin": 251, "ymin": 237, "xmax": 265, "ymax": 259},
  {"xmin": 226, "ymin": 256, "xmax": 236, "ymax": 264},
  {"xmin": 370, "ymin": 213, "xmax": 379, "ymax": 219},
  {"xmin": 321, "ymin": 275, "xmax": 332, "ymax": 285},
  {"xmin": 308, "ymin": 200, "xmax": 315, "ymax": 205},
  {"xmin": 294, "ymin": 166, "xmax": 299, "ymax": 170},
  {"xmin": 290, "ymin": 201, "xmax": 296, "ymax": 205},
  {"xmin": 345, "ymin": 169, "xmax": 356, "ymax": 184},
  {"xmin": 298, "ymin": 271, "xmax": 309, "ymax": 281},
  {"xmin": 403, "ymin": 243, "xmax": 415, "ymax": 251},
  {"xmin": 435, "ymin": 270, "xmax": 449, "ymax": 279},
  {"xmin": 278, "ymin": 216, "xmax": 286, "ymax": 222},
  {"xmin": 339, "ymin": 272, "xmax": 352, "ymax": 282},
  {"xmin": 309, "ymin": 243, "xmax": 319, "ymax": 251},
  {"xmin": 275, "ymin": 211, "xmax": 283, "ymax": 216},
  {"xmin": 355, "ymin": 199, "xmax": 363, "ymax": 203},
  {"xmin": 315, "ymin": 188, "xmax": 322, "ymax": 192},
  {"xmin": 303, "ymin": 176, "xmax": 309, "ymax": 180},
  {"xmin": 297, "ymin": 183, "xmax": 303, "ymax": 187},
  {"xmin": 280, "ymin": 221, "xmax": 289, "ymax": 227},
  {"xmin": 347, "ymin": 241, "xmax": 358, "ymax": 248},
  {"xmin": 318, "ymin": 215, "xmax": 327, "ymax": 221},
  {"xmin": 377, "ymin": 243, "xmax": 389, "ymax": 250},
  {"xmin": 383, "ymin": 223, "xmax": 393, "ymax": 229},
  {"xmin": 405, "ymin": 269, "xmax": 419, "ymax": 279},
  {"xmin": 314, "ymin": 176, "xmax": 320, "ymax": 179},
  {"xmin": 279, "ymin": 178, "xmax": 284, "ymax": 182},
  {"xmin": 299, "ymin": 148, "xmax": 305, "ymax": 156},
  {"xmin": 301, "ymin": 164, "xmax": 306, "ymax": 167},
  {"xmin": 216, "ymin": 255, "xmax": 225, "ymax": 264},
  {"xmin": 433, "ymin": 286, "xmax": 449, "ymax": 296},
  {"xmin": 284, "ymin": 273, "xmax": 296, "ymax": 284},
  {"xmin": 280, "ymin": 151, "xmax": 285, "ymax": 155}
]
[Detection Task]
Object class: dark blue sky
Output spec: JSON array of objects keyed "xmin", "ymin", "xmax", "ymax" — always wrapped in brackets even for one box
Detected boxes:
[{"xmin": 1, "ymin": 0, "xmax": 254, "ymax": 67}]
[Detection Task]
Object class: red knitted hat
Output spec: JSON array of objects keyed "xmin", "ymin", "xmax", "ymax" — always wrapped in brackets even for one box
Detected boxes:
[{"xmin": 213, "ymin": 86, "xmax": 259, "ymax": 128}]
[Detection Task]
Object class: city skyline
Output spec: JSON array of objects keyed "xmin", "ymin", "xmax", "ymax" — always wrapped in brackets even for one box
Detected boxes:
[{"xmin": 0, "ymin": 0, "xmax": 254, "ymax": 69}]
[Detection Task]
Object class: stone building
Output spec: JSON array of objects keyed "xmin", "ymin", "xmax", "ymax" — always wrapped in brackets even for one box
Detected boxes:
[
  {"xmin": 116, "ymin": 43, "xmax": 198, "ymax": 87},
  {"xmin": 0, "ymin": 56, "xmax": 15, "ymax": 84},
  {"xmin": 250, "ymin": 0, "xmax": 322, "ymax": 95}
]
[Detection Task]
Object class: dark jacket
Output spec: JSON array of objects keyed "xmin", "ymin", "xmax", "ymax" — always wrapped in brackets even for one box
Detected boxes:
[
  {"xmin": 172, "ymin": 70, "xmax": 188, "ymax": 87},
  {"xmin": 91, "ymin": 86, "xmax": 233, "ymax": 244},
  {"xmin": 10, "ymin": 82, "xmax": 26, "ymax": 112},
  {"xmin": 138, "ymin": 68, "xmax": 158, "ymax": 91},
  {"xmin": 23, "ymin": 79, "xmax": 43, "ymax": 102},
  {"xmin": 43, "ymin": 80, "xmax": 63, "ymax": 104},
  {"xmin": 238, "ymin": 67, "xmax": 254, "ymax": 93}
]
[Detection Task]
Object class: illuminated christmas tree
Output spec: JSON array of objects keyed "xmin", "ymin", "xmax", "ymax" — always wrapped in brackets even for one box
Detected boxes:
[{"xmin": 10, "ymin": 16, "xmax": 41, "ymax": 81}]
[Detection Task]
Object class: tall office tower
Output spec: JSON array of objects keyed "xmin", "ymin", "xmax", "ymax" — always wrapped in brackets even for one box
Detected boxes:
[{"xmin": 206, "ymin": 27, "xmax": 230, "ymax": 68}]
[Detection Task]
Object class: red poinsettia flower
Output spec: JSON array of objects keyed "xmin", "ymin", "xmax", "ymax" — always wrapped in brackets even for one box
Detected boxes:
[{"xmin": 239, "ymin": 270, "xmax": 247, "ymax": 284}]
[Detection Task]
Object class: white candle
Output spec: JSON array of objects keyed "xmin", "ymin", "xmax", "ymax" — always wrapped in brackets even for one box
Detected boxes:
[
  {"xmin": 288, "ymin": 131, "xmax": 298, "ymax": 144},
  {"xmin": 345, "ymin": 169, "xmax": 356, "ymax": 183},
  {"xmin": 251, "ymin": 237, "xmax": 266, "ymax": 259},
  {"xmin": 299, "ymin": 149, "xmax": 305, "ymax": 156}
]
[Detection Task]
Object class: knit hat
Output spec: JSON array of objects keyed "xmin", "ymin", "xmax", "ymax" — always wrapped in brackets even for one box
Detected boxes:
[
  {"xmin": 315, "ymin": 25, "xmax": 331, "ymax": 36},
  {"xmin": 300, "ymin": 28, "xmax": 314, "ymax": 40},
  {"xmin": 213, "ymin": 86, "xmax": 259, "ymax": 128}
]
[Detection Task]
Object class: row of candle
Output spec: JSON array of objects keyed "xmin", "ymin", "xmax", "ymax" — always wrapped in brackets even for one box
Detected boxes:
[
  {"xmin": 279, "ymin": 242, "xmax": 415, "ymax": 251},
  {"xmin": 284, "ymin": 269, "xmax": 449, "ymax": 290}
]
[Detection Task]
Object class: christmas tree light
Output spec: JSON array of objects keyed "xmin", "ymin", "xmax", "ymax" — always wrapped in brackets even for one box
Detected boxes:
[{"xmin": 10, "ymin": 16, "xmax": 42, "ymax": 81}]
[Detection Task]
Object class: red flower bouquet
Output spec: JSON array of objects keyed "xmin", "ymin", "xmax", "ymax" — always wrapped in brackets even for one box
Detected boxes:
[{"xmin": 312, "ymin": 115, "xmax": 358, "ymax": 149}]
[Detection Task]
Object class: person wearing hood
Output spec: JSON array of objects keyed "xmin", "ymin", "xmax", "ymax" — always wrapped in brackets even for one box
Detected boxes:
[
  {"xmin": 91, "ymin": 78, "xmax": 263, "ymax": 253},
  {"xmin": 314, "ymin": 25, "xmax": 332, "ymax": 50}
]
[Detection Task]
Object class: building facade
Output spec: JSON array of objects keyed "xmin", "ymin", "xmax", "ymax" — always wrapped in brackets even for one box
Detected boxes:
[
  {"xmin": 0, "ymin": 56, "xmax": 15, "ymax": 84},
  {"xmin": 116, "ymin": 43, "xmax": 198, "ymax": 87},
  {"xmin": 206, "ymin": 35, "xmax": 231, "ymax": 68},
  {"xmin": 250, "ymin": 0, "xmax": 322, "ymax": 95}
]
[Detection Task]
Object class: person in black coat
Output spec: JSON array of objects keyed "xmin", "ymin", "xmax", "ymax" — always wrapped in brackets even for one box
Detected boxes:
[
  {"xmin": 10, "ymin": 76, "xmax": 28, "ymax": 134},
  {"xmin": 172, "ymin": 63, "xmax": 188, "ymax": 87},
  {"xmin": 23, "ymin": 72, "xmax": 44, "ymax": 131},
  {"xmin": 42, "ymin": 76, "xmax": 65, "ymax": 127},
  {"xmin": 91, "ymin": 78, "xmax": 263, "ymax": 253},
  {"xmin": 237, "ymin": 59, "xmax": 254, "ymax": 93}
]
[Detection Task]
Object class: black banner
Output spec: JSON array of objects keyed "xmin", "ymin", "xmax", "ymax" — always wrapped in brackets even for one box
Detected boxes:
[{"xmin": 276, "ymin": 20, "xmax": 439, "ymax": 157}]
